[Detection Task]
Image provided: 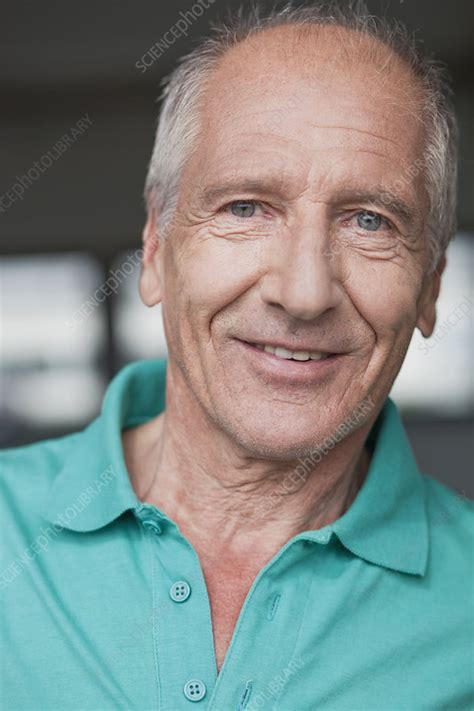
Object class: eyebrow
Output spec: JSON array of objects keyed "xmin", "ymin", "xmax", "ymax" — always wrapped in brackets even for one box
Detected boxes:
[
  {"xmin": 200, "ymin": 178, "xmax": 288, "ymax": 206},
  {"xmin": 200, "ymin": 179, "xmax": 418, "ymax": 228}
]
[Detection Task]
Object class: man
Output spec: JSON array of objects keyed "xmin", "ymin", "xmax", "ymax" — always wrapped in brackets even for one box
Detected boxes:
[{"xmin": 1, "ymin": 3, "xmax": 473, "ymax": 709}]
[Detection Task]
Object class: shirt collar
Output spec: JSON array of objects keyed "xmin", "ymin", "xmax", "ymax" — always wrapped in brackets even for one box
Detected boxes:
[
  {"xmin": 42, "ymin": 359, "xmax": 428, "ymax": 576},
  {"xmin": 41, "ymin": 359, "xmax": 167, "ymax": 532},
  {"xmin": 327, "ymin": 397, "xmax": 429, "ymax": 576}
]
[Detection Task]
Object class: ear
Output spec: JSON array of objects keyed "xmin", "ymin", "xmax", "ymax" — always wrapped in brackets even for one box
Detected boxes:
[
  {"xmin": 416, "ymin": 255, "xmax": 446, "ymax": 338},
  {"xmin": 139, "ymin": 209, "xmax": 164, "ymax": 307}
]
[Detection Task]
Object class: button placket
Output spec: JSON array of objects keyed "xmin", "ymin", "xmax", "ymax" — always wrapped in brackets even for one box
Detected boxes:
[
  {"xmin": 147, "ymin": 522, "xmax": 216, "ymax": 708},
  {"xmin": 205, "ymin": 540, "xmax": 319, "ymax": 710}
]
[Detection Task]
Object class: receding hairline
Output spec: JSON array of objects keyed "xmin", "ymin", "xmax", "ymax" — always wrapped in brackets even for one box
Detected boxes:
[
  {"xmin": 189, "ymin": 21, "xmax": 426, "ymax": 164},
  {"xmin": 204, "ymin": 20, "xmax": 423, "ymax": 100},
  {"xmin": 218, "ymin": 20, "xmax": 402, "ymax": 60},
  {"xmin": 180, "ymin": 20, "xmax": 427, "ymax": 194}
]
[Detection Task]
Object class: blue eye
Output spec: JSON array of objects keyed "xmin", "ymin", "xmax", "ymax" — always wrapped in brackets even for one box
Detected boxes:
[
  {"xmin": 230, "ymin": 201, "xmax": 257, "ymax": 218},
  {"xmin": 357, "ymin": 210, "xmax": 383, "ymax": 231}
]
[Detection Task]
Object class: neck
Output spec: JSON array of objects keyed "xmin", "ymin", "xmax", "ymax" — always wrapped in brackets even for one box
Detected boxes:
[{"xmin": 123, "ymin": 376, "xmax": 375, "ymax": 567}]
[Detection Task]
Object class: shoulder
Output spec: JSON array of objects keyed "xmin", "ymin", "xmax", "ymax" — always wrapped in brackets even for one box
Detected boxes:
[
  {"xmin": 422, "ymin": 473, "xmax": 473, "ymax": 527},
  {"xmin": 1, "ymin": 431, "xmax": 81, "ymax": 481},
  {"xmin": 0, "ymin": 432, "xmax": 81, "ymax": 521},
  {"xmin": 421, "ymin": 473, "xmax": 473, "ymax": 567}
]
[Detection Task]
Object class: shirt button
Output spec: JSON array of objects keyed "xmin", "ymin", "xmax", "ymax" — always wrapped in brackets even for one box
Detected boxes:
[
  {"xmin": 169, "ymin": 580, "xmax": 191, "ymax": 602},
  {"xmin": 142, "ymin": 519, "xmax": 162, "ymax": 534},
  {"xmin": 183, "ymin": 678, "xmax": 206, "ymax": 701}
]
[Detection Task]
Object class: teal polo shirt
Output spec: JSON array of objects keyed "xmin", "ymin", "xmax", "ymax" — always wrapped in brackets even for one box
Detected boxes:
[{"xmin": 1, "ymin": 359, "xmax": 473, "ymax": 710}]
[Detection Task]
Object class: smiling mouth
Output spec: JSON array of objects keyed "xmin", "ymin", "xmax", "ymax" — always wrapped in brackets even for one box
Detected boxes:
[{"xmin": 244, "ymin": 341, "xmax": 331, "ymax": 362}]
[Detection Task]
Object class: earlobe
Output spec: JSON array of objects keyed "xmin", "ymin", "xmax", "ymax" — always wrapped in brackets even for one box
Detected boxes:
[
  {"xmin": 139, "ymin": 210, "xmax": 163, "ymax": 307},
  {"xmin": 417, "ymin": 303, "xmax": 436, "ymax": 339},
  {"xmin": 416, "ymin": 255, "xmax": 446, "ymax": 338}
]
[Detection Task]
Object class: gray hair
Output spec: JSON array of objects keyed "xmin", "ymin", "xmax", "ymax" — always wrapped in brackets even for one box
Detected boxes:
[{"xmin": 144, "ymin": 0, "xmax": 458, "ymax": 272}]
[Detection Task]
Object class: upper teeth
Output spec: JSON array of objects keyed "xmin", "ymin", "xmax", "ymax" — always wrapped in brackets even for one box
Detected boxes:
[{"xmin": 254, "ymin": 344, "xmax": 328, "ymax": 361}]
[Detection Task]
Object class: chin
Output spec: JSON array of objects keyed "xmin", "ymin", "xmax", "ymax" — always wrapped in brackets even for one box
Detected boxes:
[{"xmin": 217, "ymin": 411, "xmax": 341, "ymax": 461}]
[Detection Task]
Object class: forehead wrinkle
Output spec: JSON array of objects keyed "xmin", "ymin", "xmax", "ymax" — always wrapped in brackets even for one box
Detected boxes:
[
  {"xmin": 354, "ymin": 149, "xmax": 396, "ymax": 160},
  {"xmin": 209, "ymin": 129, "xmax": 310, "ymax": 153},
  {"xmin": 206, "ymin": 112, "xmax": 412, "ymax": 165},
  {"xmin": 307, "ymin": 123, "xmax": 402, "ymax": 148},
  {"xmin": 200, "ymin": 142, "xmax": 311, "ymax": 180},
  {"xmin": 205, "ymin": 128, "xmax": 400, "ymax": 172}
]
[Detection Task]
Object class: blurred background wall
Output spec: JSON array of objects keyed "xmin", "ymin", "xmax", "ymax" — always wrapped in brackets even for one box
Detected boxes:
[{"xmin": 1, "ymin": 0, "xmax": 473, "ymax": 496}]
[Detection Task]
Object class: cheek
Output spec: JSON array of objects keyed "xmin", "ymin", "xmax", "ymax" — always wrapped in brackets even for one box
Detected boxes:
[
  {"xmin": 343, "ymin": 257, "xmax": 421, "ymax": 344},
  {"xmin": 172, "ymin": 235, "xmax": 266, "ymax": 321}
]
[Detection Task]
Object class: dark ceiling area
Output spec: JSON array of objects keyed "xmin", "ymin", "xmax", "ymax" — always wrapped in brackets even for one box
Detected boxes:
[{"xmin": 1, "ymin": 0, "xmax": 473, "ymax": 259}]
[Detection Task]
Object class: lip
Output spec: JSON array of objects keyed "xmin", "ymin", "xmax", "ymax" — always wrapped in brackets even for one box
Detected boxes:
[
  {"xmin": 242, "ymin": 338, "xmax": 335, "ymax": 355},
  {"xmin": 235, "ymin": 338, "xmax": 344, "ymax": 384}
]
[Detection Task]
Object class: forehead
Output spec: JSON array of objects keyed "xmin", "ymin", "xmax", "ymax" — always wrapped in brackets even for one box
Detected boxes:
[{"xmin": 184, "ymin": 24, "xmax": 426, "ymax": 194}]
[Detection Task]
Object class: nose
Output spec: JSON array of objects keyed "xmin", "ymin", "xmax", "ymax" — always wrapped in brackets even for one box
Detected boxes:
[{"xmin": 258, "ymin": 213, "xmax": 343, "ymax": 321}]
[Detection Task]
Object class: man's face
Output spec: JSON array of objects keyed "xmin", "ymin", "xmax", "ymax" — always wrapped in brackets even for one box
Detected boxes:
[{"xmin": 141, "ymin": 26, "xmax": 442, "ymax": 458}]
